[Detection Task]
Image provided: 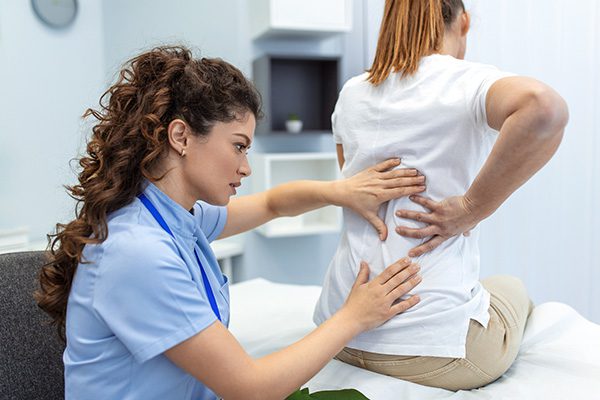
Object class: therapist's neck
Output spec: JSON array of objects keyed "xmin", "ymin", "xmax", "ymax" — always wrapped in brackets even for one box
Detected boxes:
[{"xmin": 150, "ymin": 158, "xmax": 197, "ymax": 212}]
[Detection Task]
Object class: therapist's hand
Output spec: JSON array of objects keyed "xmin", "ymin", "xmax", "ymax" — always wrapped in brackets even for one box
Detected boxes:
[
  {"xmin": 342, "ymin": 258, "xmax": 421, "ymax": 332},
  {"xmin": 395, "ymin": 195, "xmax": 480, "ymax": 257},
  {"xmin": 333, "ymin": 158, "xmax": 426, "ymax": 240}
]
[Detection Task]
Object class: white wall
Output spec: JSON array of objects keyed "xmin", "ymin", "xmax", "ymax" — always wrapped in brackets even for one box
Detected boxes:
[
  {"xmin": 0, "ymin": 0, "xmax": 106, "ymax": 243},
  {"xmin": 102, "ymin": 0, "xmax": 252, "ymax": 78},
  {"xmin": 366, "ymin": 0, "xmax": 600, "ymax": 322},
  {"xmin": 466, "ymin": 0, "xmax": 600, "ymax": 324}
]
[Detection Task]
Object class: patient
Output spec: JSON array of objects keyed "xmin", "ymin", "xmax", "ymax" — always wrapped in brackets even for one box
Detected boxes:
[{"xmin": 313, "ymin": 0, "xmax": 568, "ymax": 391}]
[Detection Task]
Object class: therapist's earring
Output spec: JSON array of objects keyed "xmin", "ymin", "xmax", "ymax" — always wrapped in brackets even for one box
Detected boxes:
[{"xmin": 180, "ymin": 149, "xmax": 186, "ymax": 157}]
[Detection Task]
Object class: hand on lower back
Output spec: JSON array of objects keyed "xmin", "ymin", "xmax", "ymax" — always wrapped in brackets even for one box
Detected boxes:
[
  {"xmin": 394, "ymin": 195, "xmax": 480, "ymax": 257},
  {"xmin": 343, "ymin": 258, "xmax": 421, "ymax": 332}
]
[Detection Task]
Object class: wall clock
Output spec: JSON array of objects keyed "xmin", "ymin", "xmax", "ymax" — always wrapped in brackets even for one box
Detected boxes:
[{"xmin": 31, "ymin": 0, "xmax": 78, "ymax": 29}]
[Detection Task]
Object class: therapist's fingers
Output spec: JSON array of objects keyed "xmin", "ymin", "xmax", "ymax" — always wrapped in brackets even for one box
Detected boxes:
[
  {"xmin": 390, "ymin": 295, "xmax": 421, "ymax": 315},
  {"xmin": 379, "ymin": 168, "xmax": 419, "ymax": 179},
  {"xmin": 408, "ymin": 235, "xmax": 446, "ymax": 257},
  {"xmin": 382, "ymin": 175, "xmax": 425, "ymax": 188},
  {"xmin": 351, "ymin": 262, "xmax": 371, "ymax": 289},
  {"xmin": 383, "ymin": 263, "xmax": 421, "ymax": 296},
  {"xmin": 374, "ymin": 257, "xmax": 412, "ymax": 286},
  {"xmin": 363, "ymin": 211, "xmax": 389, "ymax": 240},
  {"xmin": 377, "ymin": 186, "xmax": 426, "ymax": 204},
  {"xmin": 371, "ymin": 158, "xmax": 401, "ymax": 172}
]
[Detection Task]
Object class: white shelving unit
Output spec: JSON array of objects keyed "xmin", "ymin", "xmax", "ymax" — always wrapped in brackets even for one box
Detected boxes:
[
  {"xmin": 251, "ymin": 152, "xmax": 342, "ymax": 237},
  {"xmin": 210, "ymin": 240, "xmax": 244, "ymax": 281},
  {"xmin": 250, "ymin": 0, "xmax": 353, "ymax": 39},
  {"xmin": 0, "ymin": 228, "xmax": 29, "ymax": 254}
]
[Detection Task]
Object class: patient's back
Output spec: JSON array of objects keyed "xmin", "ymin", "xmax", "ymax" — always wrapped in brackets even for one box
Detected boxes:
[{"xmin": 313, "ymin": 54, "xmax": 512, "ymax": 358}]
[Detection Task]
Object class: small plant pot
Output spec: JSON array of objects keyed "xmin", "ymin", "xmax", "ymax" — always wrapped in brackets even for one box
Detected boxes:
[{"xmin": 285, "ymin": 120, "xmax": 303, "ymax": 133}]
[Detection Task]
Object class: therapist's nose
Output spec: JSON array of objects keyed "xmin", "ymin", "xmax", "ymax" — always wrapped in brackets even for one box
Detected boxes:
[{"xmin": 239, "ymin": 157, "xmax": 251, "ymax": 178}]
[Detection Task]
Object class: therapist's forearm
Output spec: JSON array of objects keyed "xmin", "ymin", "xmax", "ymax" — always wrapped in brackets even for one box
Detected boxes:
[
  {"xmin": 250, "ymin": 307, "xmax": 361, "ymax": 400},
  {"xmin": 465, "ymin": 92, "xmax": 567, "ymax": 221},
  {"xmin": 265, "ymin": 180, "xmax": 340, "ymax": 218}
]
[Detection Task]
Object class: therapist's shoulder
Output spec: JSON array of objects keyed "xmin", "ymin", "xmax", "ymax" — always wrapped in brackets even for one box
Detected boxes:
[
  {"xmin": 192, "ymin": 201, "xmax": 227, "ymax": 239},
  {"xmin": 102, "ymin": 206, "xmax": 181, "ymax": 271},
  {"xmin": 92, "ymin": 223, "xmax": 187, "ymax": 308},
  {"xmin": 97, "ymin": 227, "xmax": 183, "ymax": 288}
]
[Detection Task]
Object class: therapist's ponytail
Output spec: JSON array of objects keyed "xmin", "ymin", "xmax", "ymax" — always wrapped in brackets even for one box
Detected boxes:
[
  {"xmin": 367, "ymin": 0, "xmax": 465, "ymax": 84},
  {"xmin": 35, "ymin": 45, "xmax": 261, "ymax": 341}
]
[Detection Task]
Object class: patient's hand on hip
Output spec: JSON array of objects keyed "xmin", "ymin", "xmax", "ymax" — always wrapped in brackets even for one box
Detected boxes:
[
  {"xmin": 342, "ymin": 258, "xmax": 421, "ymax": 332},
  {"xmin": 395, "ymin": 195, "xmax": 480, "ymax": 257}
]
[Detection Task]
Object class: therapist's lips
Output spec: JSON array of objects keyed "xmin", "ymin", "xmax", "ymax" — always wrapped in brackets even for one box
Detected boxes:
[{"xmin": 229, "ymin": 182, "xmax": 241, "ymax": 194}]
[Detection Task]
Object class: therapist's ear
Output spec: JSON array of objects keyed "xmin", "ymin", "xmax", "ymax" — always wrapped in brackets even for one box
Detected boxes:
[{"xmin": 167, "ymin": 119, "xmax": 189, "ymax": 156}]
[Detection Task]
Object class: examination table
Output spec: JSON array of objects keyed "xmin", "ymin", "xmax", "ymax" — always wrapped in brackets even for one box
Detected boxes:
[{"xmin": 229, "ymin": 279, "xmax": 600, "ymax": 399}]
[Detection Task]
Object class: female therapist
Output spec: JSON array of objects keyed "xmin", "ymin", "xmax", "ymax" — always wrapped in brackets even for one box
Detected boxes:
[{"xmin": 35, "ymin": 46, "xmax": 424, "ymax": 400}]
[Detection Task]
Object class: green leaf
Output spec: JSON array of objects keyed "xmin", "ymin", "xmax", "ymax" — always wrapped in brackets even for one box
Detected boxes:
[{"xmin": 285, "ymin": 388, "xmax": 370, "ymax": 400}]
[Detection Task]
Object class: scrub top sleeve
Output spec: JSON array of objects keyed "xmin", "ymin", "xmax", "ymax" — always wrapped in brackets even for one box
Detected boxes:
[
  {"xmin": 193, "ymin": 201, "xmax": 228, "ymax": 242},
  {"xmin": 464, "ymin": 65, "xmax": 515, "ymax": 133},
  {"xmin": 93, "ymin": 234, "xmax": 218, "ymax": 363}
]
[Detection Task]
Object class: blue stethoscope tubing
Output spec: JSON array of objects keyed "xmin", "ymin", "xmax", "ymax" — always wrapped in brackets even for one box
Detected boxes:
[{"xmin": 137, "ymin": 193, "xmax": 222, "ymax": 322}]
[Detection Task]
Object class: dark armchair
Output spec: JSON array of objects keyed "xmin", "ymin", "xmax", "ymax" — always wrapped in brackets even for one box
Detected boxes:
[{"xmin": 0, "ymin": 251, "xmax": 65, "ymax": 399}]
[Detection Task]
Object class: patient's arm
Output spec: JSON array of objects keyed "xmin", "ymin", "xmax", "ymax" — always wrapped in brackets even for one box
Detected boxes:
[
  {"xmin": 396, "ymin": 76, "xmax": 568, "ymax": 257},
  {"xmin": 219, "ymin": 158, "xmax": 425, "ymax": 240},
  {"xmin": 165, "ymin": 258, "xmax": 421, "ymax": 400}
]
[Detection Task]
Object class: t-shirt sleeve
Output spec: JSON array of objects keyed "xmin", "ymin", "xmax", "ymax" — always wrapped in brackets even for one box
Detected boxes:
[
  {"xmin": 93, "ymin": 232, "xmax": 218, "ymax": 363},
  {"xmin": 193, "ymin": 201, "xmax": 228, "ymax": 242},
  {"xmin": 331, "ymin": 99, "xmax": 344, "ymax": 144},
  {"xmin": 463, "ymin": 63, "xmax": 515, "ymax": 133},
  {"xmin": 331, "ymin": 77, "xmax": 357, "ymax": 145}
]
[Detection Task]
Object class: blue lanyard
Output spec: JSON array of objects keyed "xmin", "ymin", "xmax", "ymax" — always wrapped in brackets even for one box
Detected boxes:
[{"xmin": 137, "ymin": 193, "xmax": 222, "ymax": 322}]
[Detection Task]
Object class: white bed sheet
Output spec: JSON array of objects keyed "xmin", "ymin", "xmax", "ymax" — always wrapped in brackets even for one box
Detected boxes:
[{"xmin": 229, "ymin": 278, "xmax": 600, "ymax": 399}]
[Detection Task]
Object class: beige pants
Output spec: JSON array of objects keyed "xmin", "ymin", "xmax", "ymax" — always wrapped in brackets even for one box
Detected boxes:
[{"xmin": 336, "ymin": 275, "xmax": 534, "ymax": 391}]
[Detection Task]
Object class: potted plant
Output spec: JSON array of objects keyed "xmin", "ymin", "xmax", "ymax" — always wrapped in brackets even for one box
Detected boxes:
[{"xmin": 285, "ymin": 113, "xmax": 303, "ymax": 133}]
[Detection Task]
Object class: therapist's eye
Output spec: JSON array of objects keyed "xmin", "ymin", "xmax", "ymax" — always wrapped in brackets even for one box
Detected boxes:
[{"xmin": 235, "ymin": 143, "xmax": 249, "ymax": 154}]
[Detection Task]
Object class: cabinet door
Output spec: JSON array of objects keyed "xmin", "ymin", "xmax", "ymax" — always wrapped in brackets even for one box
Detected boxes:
[{"xmin": 251, "ymin": 0, "xmax": 352, "ymax": 38}]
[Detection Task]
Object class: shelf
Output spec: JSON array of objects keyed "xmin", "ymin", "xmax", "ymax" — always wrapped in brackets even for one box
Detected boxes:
[
  {"xmin": 0, "ymin": 227, "xmax": 29, "ymax": 254},
  {"xmin": 268, "ymin": 130, "xmax": 333, "ymax": 136},
  {"xmin": 250, "ymin": 0, "xmax": 352, "ymax": 40},
  {"xmin": 252, "ymin": 55, "xmax": 340, "ymax": 135},
  {"xmin": 210, "ymin": 239, "xmax": 244, "ymax": 260},
  {"xmin": 251, "ymin": 152, "xmax": 342, "ymax": 237}
]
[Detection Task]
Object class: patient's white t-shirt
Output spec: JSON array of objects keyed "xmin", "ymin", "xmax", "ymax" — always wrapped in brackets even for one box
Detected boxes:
[{"xmin": 313, "ymin": 54, "xmax": 514, "ymax": 358}]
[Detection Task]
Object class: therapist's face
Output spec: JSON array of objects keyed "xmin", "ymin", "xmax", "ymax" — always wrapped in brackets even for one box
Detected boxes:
[{"xmin": 185, "ymin": 112, "xmax": 255, "ymax": 206}]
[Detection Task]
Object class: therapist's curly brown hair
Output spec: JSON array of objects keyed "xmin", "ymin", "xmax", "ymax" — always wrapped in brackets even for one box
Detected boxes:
[{"xmin": 35, "ymin": 45, "xmax": 262, "ymax": 341}]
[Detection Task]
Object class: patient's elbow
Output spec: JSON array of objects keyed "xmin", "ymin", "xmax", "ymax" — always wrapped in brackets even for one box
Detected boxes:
[{"xmin": 523, "ymin": 86, "xmax": 569, "ymax": 139}]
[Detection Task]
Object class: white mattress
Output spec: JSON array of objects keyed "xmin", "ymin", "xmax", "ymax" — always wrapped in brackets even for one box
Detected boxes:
[{"xmin": 229, "ymin": 278, "xmax": 600, "ymax": 399}]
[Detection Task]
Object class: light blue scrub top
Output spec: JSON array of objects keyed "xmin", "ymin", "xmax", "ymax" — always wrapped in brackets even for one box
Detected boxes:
[{"xmin": 64, "ymin": 182, "xmax": 229, "ymax": 400}]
